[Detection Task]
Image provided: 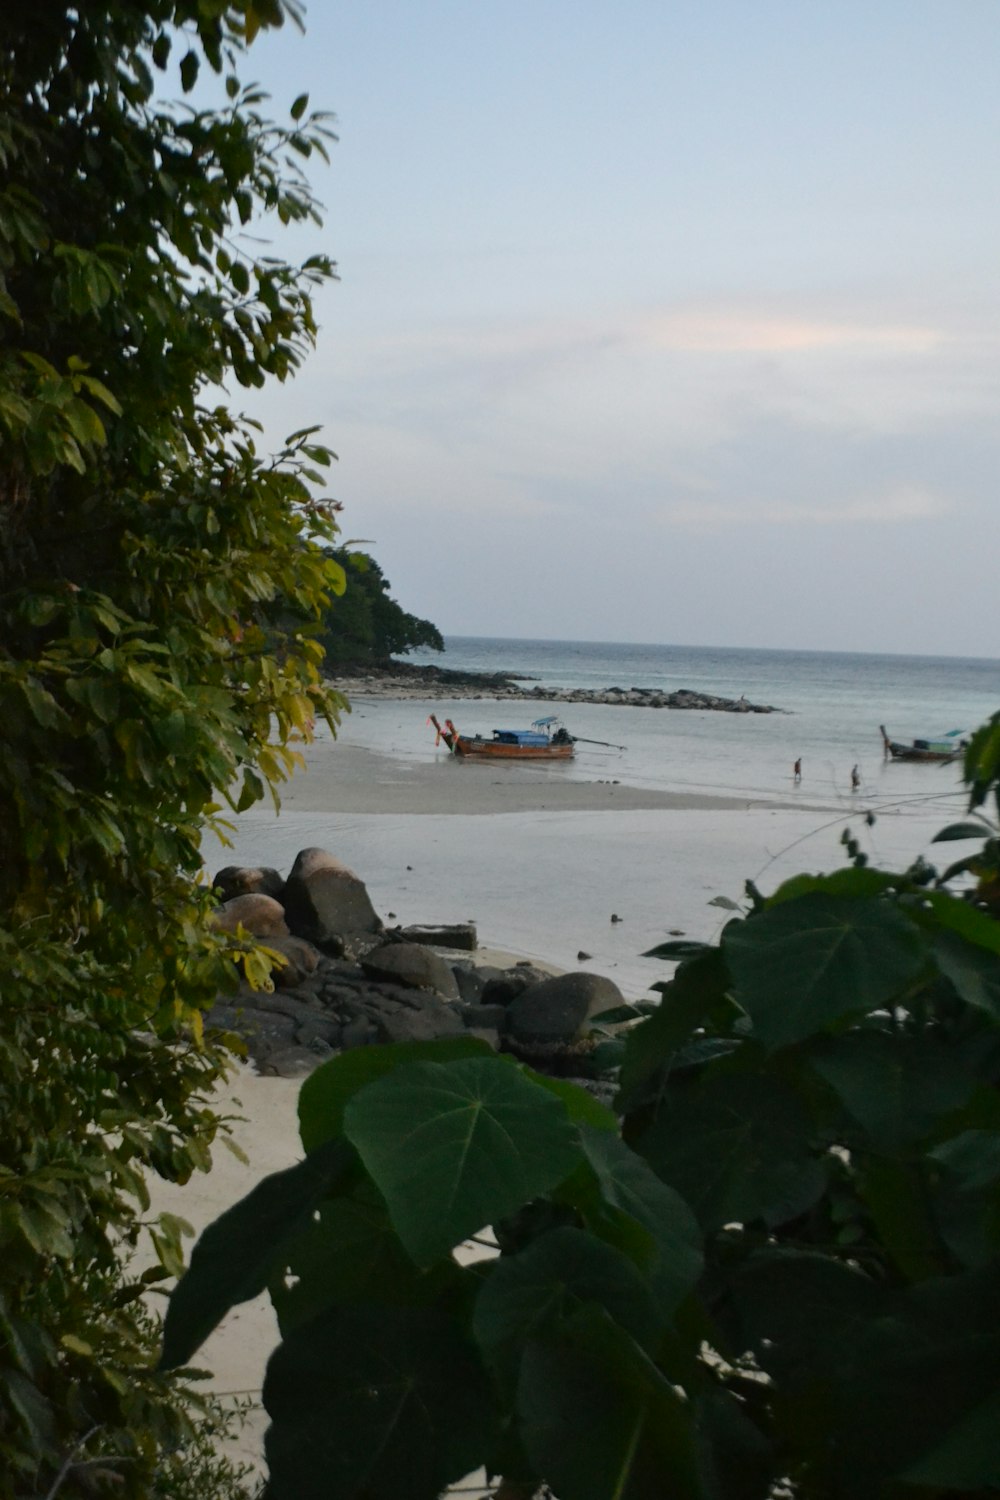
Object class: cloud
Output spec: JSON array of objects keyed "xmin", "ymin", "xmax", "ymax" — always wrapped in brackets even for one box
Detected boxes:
[
  {"xmin": 659, "ymin": 484, "xmax": 951, "ymax": 529},
  {"xmin": 640, "ymin": 309, "xmax": 943, "ymax": 356}
]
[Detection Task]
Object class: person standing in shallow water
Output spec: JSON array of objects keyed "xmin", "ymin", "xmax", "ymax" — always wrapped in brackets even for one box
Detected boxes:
[
  {"xmin": 793, "ymin": 758, "xmax": 802, "ymax": 782},
  {"xmin": 851, "ymin": 764, "xmax": 860, "ymax": 792}
]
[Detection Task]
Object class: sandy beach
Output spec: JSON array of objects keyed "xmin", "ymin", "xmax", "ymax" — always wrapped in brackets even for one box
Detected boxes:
[{"xmin": 154, "ymin": 699, "xmax": 955, "ymax": 1484}]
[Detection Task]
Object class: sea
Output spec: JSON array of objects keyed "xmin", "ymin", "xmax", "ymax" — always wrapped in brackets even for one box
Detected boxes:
[
  {"xmin": 223, "ymin": 637, "xmax": 1000, "ymax": 995},
  {"xmin": 382, "ymin": 636, "xmax": 1000, "ymax": 812}
]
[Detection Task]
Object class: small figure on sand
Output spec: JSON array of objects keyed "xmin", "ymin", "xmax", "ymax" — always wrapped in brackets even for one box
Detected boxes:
[
  {"xmin": 793, "ymin": 757, "xmax": 802, "ymax": 782},
  {"xmin": 851, "ymin": 764, "xmax": 860, "ymax": 792}
]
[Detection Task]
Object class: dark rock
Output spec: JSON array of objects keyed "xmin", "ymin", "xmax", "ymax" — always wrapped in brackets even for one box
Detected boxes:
[
  {"xmin": 577, "ymin": 950, "xmax": 592, "ymax": 961},
  {"xmin": 282, "ymin": 847, "xmax": 383, "ymax": 946},
  {"xmin": 481, "ymin": 965, "xmax": 552, "ymax": 1007},
  {"xmin": 360, "ymin": 991, "xmax": 465, "ymax": 1045},
  {"xmin": 212, "ymin": 865, "xmax": 285, "ymax": 904},
  {"xmin": 451, "ymin": 964, "xmax": 504, "ymax": 1004},
  {"xmin": 341, "ymin": 1016, "xmax": 378, "ymax": 1049},
  {"xmin": 264, "ymin": 1046, "xmax": 325, "ymax": 1078},
  {"xmin": 360, "ymin": 943, "xmax": 461, "ymax": 1001},
  {"xmin": 267, "ymin": 935, "xmax": 323, "ymax": 988},
  {"xmin": 506, "ymin": 972, "xmax": 627, "ymax": 1045},
  {"xmin": 399, "ymin": 922, "xmax": 478, "ymax": 952},
  {"xmin": 458, "ymin": 1002, "xmax": 508, "ymax": 1032}
]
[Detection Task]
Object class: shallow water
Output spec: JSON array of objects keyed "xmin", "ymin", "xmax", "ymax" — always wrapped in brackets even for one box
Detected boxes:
[{"xmin": 212, "ymin": 635, "xmax": 996, "ymax": 996}]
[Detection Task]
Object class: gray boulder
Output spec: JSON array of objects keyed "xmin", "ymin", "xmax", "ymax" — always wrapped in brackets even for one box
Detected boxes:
[
  {"xmin": 360, "ymin": 942, "xmax": 461, "ymax": 1001},
  {"xmin": 505, "ymin": 972, "xmax": 626, "ymax": 1045},
  {"xmin": 282, "ymin": 847, "xmax": 383, "ymax": 948},
  {"xmin": 481, "ymin": 965, "xmax": 552, "ymax": 1007}
]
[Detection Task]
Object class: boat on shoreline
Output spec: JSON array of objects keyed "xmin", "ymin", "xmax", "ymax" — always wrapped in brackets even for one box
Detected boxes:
[
  {"xmin": 429, "ymin": 714, "xmax": 575, "ymax": 760},
  {"xmin": 880, "ymin": 725, "xmax": 966, "ymax": 763}
]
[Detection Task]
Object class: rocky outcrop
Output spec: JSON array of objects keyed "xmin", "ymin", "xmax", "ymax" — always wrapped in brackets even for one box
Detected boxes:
[
  {"xmin": 207, "ymin": 851, "xmax": 631, "ymax": 1093},
  {"xmin": 329, "ymin": 663, "xmax": 780, "ymax": 713}
]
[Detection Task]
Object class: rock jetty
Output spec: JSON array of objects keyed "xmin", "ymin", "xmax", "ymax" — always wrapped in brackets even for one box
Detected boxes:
[
  {"xmin": 207, "ymin": 850, "xmax": 628, "ymax": 1099},
  {"xmin": 329, "ymin": 661, "xmax": 779, "ymax": 712}
]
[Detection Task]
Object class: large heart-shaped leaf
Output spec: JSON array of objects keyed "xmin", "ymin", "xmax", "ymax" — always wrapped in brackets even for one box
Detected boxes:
[
  {"xmin": 578, "ymin": 1127, "xmax": 703, "ymax": 1315},
  {"xmin": 723, "ymin": 894, "xmax": 926, "ymax": 1048},
  {"xmin": 637, "ymin": 1072, "xmax": 826, "ymax": 1232},
  {"xmin": 516, "ymin": 1305, "xmax": 701, "ymax": 1500},
  {"xmin": 160, "ymin": 1136, "xmax": 354, "ymax": 1370},
  {"xmin": 344, "ymin": 1056, "xmax": 582, "ymax": 1265},
  {"xmin": 298, "ymin": 1035, "xmax": 494, "ymax": 1152},
  {"xmin": 473, "ymin": 1225, "xmax": 661, "ymax": 1392},
  {"xmin": 809, "ymin": 1030, "xmax": 975, "ymax": 1150},
  {"xmin": 263, "ymin": 1302, "xmax": 494, "ymax": 1500}
]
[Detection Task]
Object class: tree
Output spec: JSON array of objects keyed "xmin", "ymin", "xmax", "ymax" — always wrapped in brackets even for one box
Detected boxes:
[
  {"xmin": 315, "ymin": 549, "xmax": 444, "ymax": 666},
  {"xmin": 164, "ymin": 716, "xmax": 1000, "ymax": 1499},
  {"xmin": 0, "ymin": 3, "xmax": 343, "ymax": 1492}
]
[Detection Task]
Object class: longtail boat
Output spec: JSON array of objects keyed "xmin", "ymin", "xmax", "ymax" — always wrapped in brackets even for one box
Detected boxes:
[
  {"xmin": 880, "ymin": 725, "xmax": 966, "ymax": 763},
  {"xmin": 429, "ymin": 714, "xmax": 575, "ymax": 760}
]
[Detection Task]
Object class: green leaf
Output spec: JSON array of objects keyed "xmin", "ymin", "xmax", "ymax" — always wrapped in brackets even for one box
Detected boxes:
[
  {"xmin": 159, "ymin": 1136, "xmax": 354, "ymax": 1370},
  {"xmin": 723, "ymin": 894, "xmax": 926, "ymax": 1049},
  {"xmin": 179, "ymin": 49, "xmax": 199, "ymax": 92},
  {"xmin": 263, "ymin": 1303, "xmax": 495, "ymax": 1500},
  {"xmin": 638, "ymin": 1071, "xmax": 827, "ymax": 1232},
  {"xmin": 298, "ymin": 1036, "xmax": 494, "ymax": 1153},
  {"xmin": 290, "ymin": 92, "xmax": 309, "ymax": 120},
  {"xmin": 517, "ymin": 1305, "xmax": 702, "ymax": 1500},
  {"xmin": 343, "ymin": 1057, "xmax": 583, "ymax": 1266},
  {"xmin": 809, "ymin": 1031, "xmax": 975, "ymax": 1150},
  {"xmin": 474, "ymin": 1225, "xmax": 663, "ymax": 1393},
  {"xmin": 578, "ymin": 1127, "xmax": 703, "ymax": 1316},
  {"xmin": 932, "ymin": 821, "xmax": 991, "ymax": 842},
  {"xmin": 902, "ymin": 1385, "xmax": 1000, "ymax": 1488}
]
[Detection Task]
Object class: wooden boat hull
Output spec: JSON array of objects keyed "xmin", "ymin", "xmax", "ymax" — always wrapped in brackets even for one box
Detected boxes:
[
  {"xmin": 430, "ymin": 714, "xmax": 575, "ymax": 760},
  {"xmin": 880, "ymin": 725, "xmax": 962, "ymax": 763},
  {"xmin": 451, "ymin": 736, "xmax": 574, "ymax": 760}
]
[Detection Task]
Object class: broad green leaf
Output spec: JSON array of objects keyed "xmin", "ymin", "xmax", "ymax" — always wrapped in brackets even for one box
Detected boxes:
[
  {"xmin": 723, "ymin": 894, "xmax": 926, "ymax": 1048},
  {"xmin": 922, "ymin": 889, "xmax": 1000, "ymax": 955},
  {"xmin": 902, "ymin": 1385, "xmax": 1000, "ymax": 1488},
  {"xmin": 638, "ymin": 1072, "xmax": 826, "ymax": 1232},
  {"xmin": 343, "ymin": 1057, "xmax": 583, "ymax": 1266},
  {"xmin": 765, "ymin": 867, "xmax": 901, "ymax": 906},
  {"xmin": 516, "ymin": 1305, "xmax": 701, "ymax": 1500},
  {"xmin": 932, "ymin": 821, "xmax": 992, "ymax": 842},
  {"xmin": 618, "ymin": 948, "xmax": 731, "ymax": 1110},
  {"xmin": 160, "ymin": 1136, "xmax": 354, "ymax": 1370},
  {"xmin": 933, "ymin": 928, "xmax": 1000, "ymax": 1020},
  {"xmin": 473, "ymin": 1226, "xmax": 662, "ymax": 1393},
  {"xmin": 578, "ymin": 1127, "xmax": 702, "ymax": 1315},
  {"xmin": 298, "ymin": 1036, "xmax": 494, "ymax": 1153},
  {"xmin": 270, "ymin": 1180, "xmax": 458, "ymax": 1334},
  {"xmin": 263, "ymin": 1302, "xmax": 495, "ymax": 1500},
  {"xmin": 809, "ymin": 1031, "xmax": 975, "ymax": 1150}
]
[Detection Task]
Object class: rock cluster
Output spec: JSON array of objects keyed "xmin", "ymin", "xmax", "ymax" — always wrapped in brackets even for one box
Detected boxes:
[
  {"xmin": 207, "ymin": 848, "xmax": 626, "ymax": 1089},
  {"xmin": 330, "ymin": 664, "xmax": 778, "ymax": 713}
]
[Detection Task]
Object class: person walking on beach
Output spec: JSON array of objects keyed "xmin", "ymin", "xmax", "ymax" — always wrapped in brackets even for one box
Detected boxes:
[
  {"xmin": 793, "ymin": 757, "xmax": 802, "ymax": 782},
  {"xmin": 851, "ymin": 764, "xmax": 860, "ymax": 792}
]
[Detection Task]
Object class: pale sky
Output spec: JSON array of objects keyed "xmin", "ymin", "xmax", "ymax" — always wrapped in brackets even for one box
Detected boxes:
[{"xmin": 227, "ymin": 1, "xmax": 999, "ymax": 656}]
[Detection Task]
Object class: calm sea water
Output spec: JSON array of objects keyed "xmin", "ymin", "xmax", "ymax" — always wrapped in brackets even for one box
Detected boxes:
[
  {"xmin": 222, "ymin": 637, "xmax": 1000, "ymax": 994},
  {"xmin": 399, "ymin": 636, "xmax": 1000, "ymax": 812}
]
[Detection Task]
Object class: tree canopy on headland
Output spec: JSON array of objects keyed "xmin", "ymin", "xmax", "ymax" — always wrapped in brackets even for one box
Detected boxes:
[{"xmin": 316, "ymin": 548, "xmax": 443, "ymax": 666}]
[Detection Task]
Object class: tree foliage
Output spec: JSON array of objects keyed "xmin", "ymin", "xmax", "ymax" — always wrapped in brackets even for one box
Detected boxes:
[
  {"xmin": 315, "ymin": 548, "xmax": 444, "ymax": 666},
  {"xmin": 0, "ymin": 2, "xmax": 343, "ymax": 1493},
  {"xmin": 166, "ymin": 718, "xmax": 1000, "ymax": 1499}
]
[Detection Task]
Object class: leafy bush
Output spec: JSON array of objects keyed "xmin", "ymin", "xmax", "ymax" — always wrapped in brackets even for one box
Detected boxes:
[
  {"xmin": 164, "ymin": 716, "xmax": 1000, "ymax": 1499},
  {"xmin": 1, "ymin": 2, "xmax": 342, "ymax": 1493}
]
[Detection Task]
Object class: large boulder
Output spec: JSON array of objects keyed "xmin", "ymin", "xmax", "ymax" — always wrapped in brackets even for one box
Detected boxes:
[
  {"xmin": 210, "ymin": 893, "xmax": 289, "ymax": 939},
  {"xmin": 212, "ymin": 864, "xmax": 285, "ymax": 904},
  {"xmin": 505, "ymin": 972, "xmax": 625, "ymax": 1045},
  {"xmin": 360, "ymin": 942, "xmax": 461, "ymax": 1002},
  {"xmin": 265, "ymin": 935, "xmax": 322, "ymax": 988},
  {"xmin": 481, "ymin": 964, "xmax": 552, "ymax": 1007},
  {"xmin": 282, "ymin": 847, "xmax": 383, "ymax": 949}
]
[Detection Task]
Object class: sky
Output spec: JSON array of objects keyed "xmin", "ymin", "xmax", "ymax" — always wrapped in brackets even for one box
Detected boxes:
[{"xmin": 222, "ymin": 1, "xmax": 999, "ymax": 656}]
